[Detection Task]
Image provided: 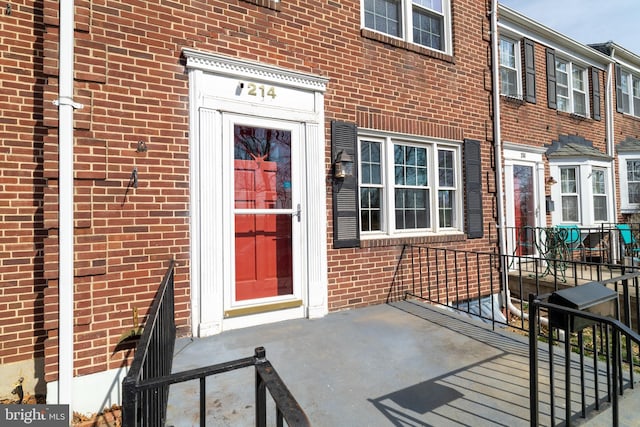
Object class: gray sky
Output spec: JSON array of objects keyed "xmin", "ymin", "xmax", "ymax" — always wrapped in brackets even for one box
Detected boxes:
[{"xmin": 499, "ymin": 0, "xmax": 640, "ymax": 54}]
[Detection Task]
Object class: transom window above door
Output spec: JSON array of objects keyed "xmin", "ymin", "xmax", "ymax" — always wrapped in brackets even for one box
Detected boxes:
[
  {"xmin": 362, "ymin": 0, "xmax": 452, "ymax": 54},
  {"xmin": 359, "ymin": 132, "xmax": 462, "ymax": 236}
]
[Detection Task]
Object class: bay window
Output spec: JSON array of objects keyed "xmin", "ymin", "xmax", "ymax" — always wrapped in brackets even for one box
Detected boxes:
[
  {"xmin": 551, "ymin": 161, "xmax": 611, "ymax": 225},
  {"xmin": 618, "ymin": 153, "xmax": 640, "ymax": 213}
]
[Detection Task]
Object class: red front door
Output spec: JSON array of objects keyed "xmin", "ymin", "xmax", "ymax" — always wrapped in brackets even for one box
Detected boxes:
[
  {"xmin": 513, "ymin": 164, "xmax": 536, "ymax": 256},
  {"xmin": 233, "ymin": 125, "xmax": 294, "ymax": 302}
]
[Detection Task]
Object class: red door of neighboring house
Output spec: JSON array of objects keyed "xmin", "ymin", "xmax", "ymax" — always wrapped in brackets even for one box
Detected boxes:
[
  {"xmin": 513, "ymin": 164, "xmax": 536, "ymax": 256},
  {"xmin": 233, "ymin": 124, "xmax": 294, "ymax": 302}
]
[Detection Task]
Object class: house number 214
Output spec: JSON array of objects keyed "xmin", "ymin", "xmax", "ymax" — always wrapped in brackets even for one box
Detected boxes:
[{"xmin": 247, "ymin": 83, "xmax": 276, "ymax": 99}]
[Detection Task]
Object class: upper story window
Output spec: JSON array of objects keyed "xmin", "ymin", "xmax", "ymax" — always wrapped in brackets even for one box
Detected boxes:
[
  {"xmin": 546, "ymin": 49, "xmax": 599, "ymax": 119},
  {"xmin": 363, "ymin": 0, "xmax": 451, "ymax": 53},
  {"xmin": 499, "ymin": 37, "xmax": 521, "ymax": 98},
  {"xmin": 555, "ymin": 58, "xmax": 588, "ymax": 116},
  {"xmin": 616, "ymin": 67, "xmax": 640, "ymax": 117},
  {"xmin": 359, "ymin": 132, "xmax": 462, "ymax": 237}
]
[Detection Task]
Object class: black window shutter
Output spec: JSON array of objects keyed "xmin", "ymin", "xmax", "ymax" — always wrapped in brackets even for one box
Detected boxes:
[
  {"xmin": 331, "ymin": 120, "xmax": 360, "ymax": 249},
  {"xmin": 615, "ymin": 64, "xmax": 624, "ymax": 113},
  {"xmin": 546, "ymin": 48, "xmax": 557, "ymax": 109},
  {"xmin": 464, "ymin": 139, "xmax": 483, "ymax": 239},
  {"xmin": 523, "ymin": 38, "xmax": 536, "ymax": 103},
  {"xmin": 591, "ymin": 68, "xmax": 601, "ymax": 121}
]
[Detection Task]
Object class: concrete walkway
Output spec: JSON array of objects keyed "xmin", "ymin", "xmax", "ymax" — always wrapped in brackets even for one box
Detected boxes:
[{"xmin": 165, "ymin": 300, "xmax": 639, "ymax": 426}]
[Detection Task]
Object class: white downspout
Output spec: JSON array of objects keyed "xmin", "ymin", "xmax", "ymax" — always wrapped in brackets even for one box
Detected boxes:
[
  {"xmin": 605, "ymin": 50, "xmax": 617, "ymax": 221},
  {"xmin": 490, "ymin": 5, "xmax": 557, "ymax": 336},
  {"xmin": 56, "ymin": 0, "xmax": 82, "ymax": 412},
  {"xmin": 490, "ymin": 1, "xmax": 508, "ymax": 309}
]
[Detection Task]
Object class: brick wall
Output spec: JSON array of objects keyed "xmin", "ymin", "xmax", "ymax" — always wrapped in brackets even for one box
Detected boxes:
[
  {"xmin": 500, "ymin": 44, "xmax": 607, "ymax": 154},
  {"xmin": 613, "ymin": 100, "xmax": 640, "ymax": 221},
  {"xmin": 0, "ymin": 0, "xmax": 48, "ymax": 369},
  {"xmin": 2, "ymin": 0, "xmax": 496, "ymax": 384}
]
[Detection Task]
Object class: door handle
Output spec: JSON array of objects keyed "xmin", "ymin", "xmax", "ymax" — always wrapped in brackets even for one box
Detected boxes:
[{"xmin": 292, "ymin": 203, "xmax": 301, "ymax": 222}]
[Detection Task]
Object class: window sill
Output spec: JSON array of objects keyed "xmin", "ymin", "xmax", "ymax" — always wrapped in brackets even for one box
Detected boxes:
[
  {"xmin": 240, "ymin": 0, "xmax": 281, "ymax": 11},
  {"xmin": 618, "ymin": 111, "xmax": 640, "ymax": 121},
  {"xmin": 621, "ymin": 207, "xmax": 640, "ymax": 215},
  {"xmin": 555, "ymin": 110, "xmax": 590, "ymax": 121},
  {"xmin": 501, "ymin": 95, "xmax": 525, "ymax": 107},
  {"xmin": 359, "ymin": 232, "xmax": 466, "ymax": 248},
  {"xmin": 360, "ymin": 29, "xmax": 455, "ymax": 64}
]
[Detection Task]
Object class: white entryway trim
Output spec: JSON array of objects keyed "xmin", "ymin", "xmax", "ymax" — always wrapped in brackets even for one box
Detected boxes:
[{"xmin": 184, "ymin": 50, "xmax": 329, "ymax": 336}]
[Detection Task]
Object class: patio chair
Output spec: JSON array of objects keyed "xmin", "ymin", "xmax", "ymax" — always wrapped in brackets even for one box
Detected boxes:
[
  {"xmin": 616, "ymin": 223, "xmax": 640, "ymax": 262},
  {"xmin": 554, "ymin": 224, "xmax": 583, "ymax": 260}
]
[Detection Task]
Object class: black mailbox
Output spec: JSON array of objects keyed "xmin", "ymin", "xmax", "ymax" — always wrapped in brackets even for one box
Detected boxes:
[{"xmin": 548, "ymin": 282, "xmax": 618, "ymax": 332}]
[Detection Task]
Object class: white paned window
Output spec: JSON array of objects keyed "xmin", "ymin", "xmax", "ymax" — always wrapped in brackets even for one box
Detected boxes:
[
  {"xmin": 619, "ymin": 69, "xmax": 640, "ymax": 117},
  {"xmin": 358, "ymin": 132, "xmax": 461, "ymax": 237},
  {"xmin": 363, "ymin": 0, "xmax": 452, "ymax": 54},
  {"xmin": 592, "ymin": 168, "xmax": 607, "ymax": 222},
  {"xmin": 619, "ymin": 154, "xmax": 640, "ymax": 212},
  {"xmin": 556, "ymin": 58, "xmax": 589, "ymax": 116},
  {"xmin": 551, "ymin": 161, "xmax": 612, "ymax": 225},
  {"xmin": 499, "ymin": 37, "xmax": 521, "ymax": 98},
  {"xmin": 560, "ymin": 167, "xmax": 579, "ymax": 222}
]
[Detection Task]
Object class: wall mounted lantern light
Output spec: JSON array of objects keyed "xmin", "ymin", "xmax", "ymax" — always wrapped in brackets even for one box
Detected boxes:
[
  {"xmin": 333, "ymin": 150, "xmax": 354, "ymax": 179},
  {"xmin": 546, "ymin": 176, "xmax": 558, "ymax": 185}
]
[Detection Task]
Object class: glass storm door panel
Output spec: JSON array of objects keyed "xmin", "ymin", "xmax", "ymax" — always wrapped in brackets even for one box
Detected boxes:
[
  {"xmin": 513, "ymin": 165, "xmax": 536, "ymax": 256},
  {"xmin": 233, "ymin": 124, "xmax": 295, "ymax": 302}
]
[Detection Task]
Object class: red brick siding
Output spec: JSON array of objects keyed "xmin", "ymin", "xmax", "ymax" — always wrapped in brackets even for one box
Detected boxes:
[
  {"xmin": 3, "ymin": 0, "xmax": 495, "ymax": 383},
  {"xmin": 613, "ymin": 86, "xmax": 640, "ymax": 221},
  {"xmin": 499, "ymin": 40, "xmax": 608, "ymax": 227}
]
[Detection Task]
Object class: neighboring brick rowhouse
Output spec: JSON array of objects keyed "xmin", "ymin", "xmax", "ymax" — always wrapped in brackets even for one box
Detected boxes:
[{"xmin": 1, "ymin": 0, "xmax": 495, "ymax": 386}]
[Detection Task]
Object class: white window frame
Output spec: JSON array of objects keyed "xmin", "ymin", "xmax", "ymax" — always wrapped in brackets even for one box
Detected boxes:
[
  {"xmin": 555, "ymin": 57, "xmax": 589, "ymax": 117},
  {"xmin": 358, "ymin": 130, "xmax": 462, "ymax": 238},
  {"xmin": 550, "ymin": 160, "xmax": 612, "ymax": 226},
  {"xmin": 618, "ymin": 153, "xmax": 640, "ymax": 213},
  {"xmin": 619, "ymin": 69, "xmax": 640, "ymax": 117},
  {"xmin": 591, "ymin": 167, "xmax": 608, "ymax": 222},
  {"xmin": 499, "ymin": 36, "xmax": 522, "ymax": 98},
  {"xmin": 361, "ymin": 0, "xmax": 452, "ymax": 55}
]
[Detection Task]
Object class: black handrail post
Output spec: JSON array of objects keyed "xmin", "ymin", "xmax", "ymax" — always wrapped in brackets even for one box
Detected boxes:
[
  {"xmin": 528, "ymin": 293, "xmax": 539, "ymax": 427},
  {"xmin": 255, "ymin": 347, "xmax": 267, "ymax": 427},
  {"xmin": 122, "ymin": 377, "xmax": 137, "ymax": 427}
]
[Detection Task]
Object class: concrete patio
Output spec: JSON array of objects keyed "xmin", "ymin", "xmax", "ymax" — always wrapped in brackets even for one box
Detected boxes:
[{"xmin": 165, "ymin": 300, "xmax": 640, "ymax": 426}]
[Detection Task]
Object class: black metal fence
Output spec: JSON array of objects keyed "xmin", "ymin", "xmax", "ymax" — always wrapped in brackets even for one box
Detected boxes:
[
  {"xmin": 504, "ymin": 224, "xmax": 640, "ymax": 275},
  {"xmin": 142, "ymin": 347, "xmax": 310, "ymax": 427},
  {"xmin": 121, "ymin": 259, "xmax": 309, "ymax": 426},
  {"xmin": 529, "ymin": 287, "xmax": 640, "ymax": 426},
  {"xmin": 401, "ymin": 245, "xmax": 504, "ymax": 329},
  {"xmin": 403, "ymin": 244, "xmax": 640, "ymax": 425},
  {"xmin": 122, "ymin": 259, "xmax": 176, "ymax": 427}
]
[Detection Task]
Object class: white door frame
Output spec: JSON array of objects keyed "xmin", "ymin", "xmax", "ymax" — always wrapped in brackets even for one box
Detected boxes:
[
  {"xmin": 184, "ymin": 50, "xmax": 329, "ymax": 336},
  {"xmin": 503, "ymin": 143, "xmax": 546, "ymax": 257}
]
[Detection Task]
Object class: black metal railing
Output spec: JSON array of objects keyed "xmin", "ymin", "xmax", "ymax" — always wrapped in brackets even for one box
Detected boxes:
[
  {"xmin": 505, "ymin": 224, "xmax": 640, "ymax": 276},
  {"xmin": 529, "ymin": 290, "xmax": 640, "ymax": 426},
  {"xmin": 122, "ymin": 259, "xmax": 176, "ymax": 427},
  {"xmin": 402, "ymin": 244, "xmax": 640, "ymax": 333},
  {"xmin": 121, "ymin": 260, "xmax": 309, "ymax": 426},
  {"xmin": 401, "ymin": 245, "xmax": 504, "ymax": 329},
  {"xmin": 144, "ymin": 347, "xmax": 310, "ymax": 427}
]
